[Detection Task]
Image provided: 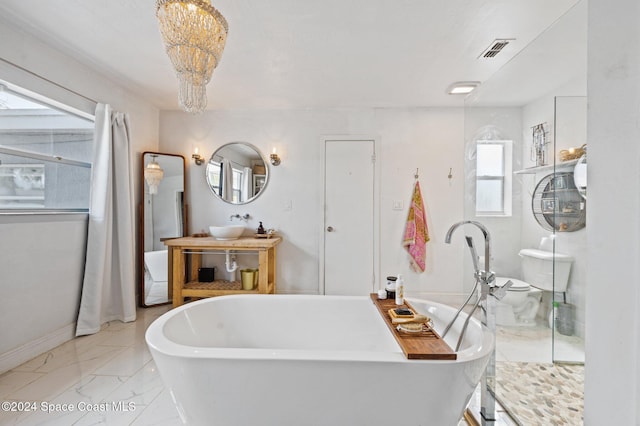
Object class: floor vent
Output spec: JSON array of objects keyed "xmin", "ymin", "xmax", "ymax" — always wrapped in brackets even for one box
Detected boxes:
[{"xmin": 479, "ymin": 39, "xmax": 514, "ymax": 58}]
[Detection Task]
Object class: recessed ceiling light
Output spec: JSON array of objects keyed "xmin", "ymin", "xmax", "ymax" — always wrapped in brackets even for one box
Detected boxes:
[{"xmin": 447, "ymin": 81, "xmax": 481, "ymax": 95}]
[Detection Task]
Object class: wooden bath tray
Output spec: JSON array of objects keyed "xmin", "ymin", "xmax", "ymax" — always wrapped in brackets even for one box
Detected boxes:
[{"xmin": 370, "ymin": 294, "xmax": 456, "ymax": 360}]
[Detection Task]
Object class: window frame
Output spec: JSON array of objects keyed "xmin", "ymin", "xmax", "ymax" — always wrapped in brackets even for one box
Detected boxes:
[
  {"xmin": 475, "ymin": 140, "xmax": 513, "ymax": 217},
  {"xmin": 231, "ymin": 168, "xmax": 242, "ymax": 203},
  {"xmin": 0, "ymin": 81, "xmax": 94, "ymax": 214}
]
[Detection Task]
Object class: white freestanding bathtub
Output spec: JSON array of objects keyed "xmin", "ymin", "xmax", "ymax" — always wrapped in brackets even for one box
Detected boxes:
[{"xmin": 146, "ymin": 295, "xmax": 493, "ymax": 426}]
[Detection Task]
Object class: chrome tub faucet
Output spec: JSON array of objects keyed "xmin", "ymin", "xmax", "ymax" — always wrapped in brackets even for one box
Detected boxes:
[{"xmin": 444, "ymin": 220, "xmax": 510, "ymax": 424}]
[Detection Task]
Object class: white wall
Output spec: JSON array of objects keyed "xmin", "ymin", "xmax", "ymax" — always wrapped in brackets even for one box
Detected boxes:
[
  {"xmin": 585, "ymin": 0, "xmax": 640, "ymax": 423},
  {"xmin": 0, "ymin": 17, "xmax": 159, "ymax": 372},
  {"xmin": 160, "ymin": 107, "xmax": 466, "ymax": 298},
  {"xmin": 0, "ymin": 215, "xmax": 87, "ymax": 372}
]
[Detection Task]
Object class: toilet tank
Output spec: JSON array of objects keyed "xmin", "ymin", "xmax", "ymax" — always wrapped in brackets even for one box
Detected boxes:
[{"xmin": 518, "ymin": 249, "xmax": 573, "ymax": 292}]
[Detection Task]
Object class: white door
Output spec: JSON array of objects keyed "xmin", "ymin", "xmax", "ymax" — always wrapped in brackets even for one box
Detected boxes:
[{"xmin": 323, "ymin": 139, "xmax": 376, "ymax": 295}]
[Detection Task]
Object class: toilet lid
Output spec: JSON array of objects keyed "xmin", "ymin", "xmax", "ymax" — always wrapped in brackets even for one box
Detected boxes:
[{"xmin": 495, "ymin": 277, "xmax": 530, "ymax": 291}]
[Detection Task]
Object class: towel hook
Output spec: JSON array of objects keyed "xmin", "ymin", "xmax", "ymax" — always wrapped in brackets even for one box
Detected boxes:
[
  {"xmin": 414, "ymin": 168, "xmax": 419, "ymax": 180},
  {"xmin": 448, "ymin": 167, "xmax": 453, "ymax": 179}
]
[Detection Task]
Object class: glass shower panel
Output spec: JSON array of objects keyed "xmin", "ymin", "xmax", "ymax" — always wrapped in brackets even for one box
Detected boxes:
[
  {"xmin": 461, "ymin": 2, "xmax": 587, "ymax": 423},
  {"xmin": 551, "ymin": 96, "xmax": 587, "ymax": 364}
]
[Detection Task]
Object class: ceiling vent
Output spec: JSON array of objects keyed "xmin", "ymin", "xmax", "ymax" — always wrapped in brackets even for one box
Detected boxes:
[{"xmin": 479, "ymin": 39, "xmax": 515, "ymax": 59}]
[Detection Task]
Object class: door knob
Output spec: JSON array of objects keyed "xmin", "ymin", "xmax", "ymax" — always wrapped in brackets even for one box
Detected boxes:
[{"xmin": 326, "ymin": 226, "xmax": 334, "ymax": 232}]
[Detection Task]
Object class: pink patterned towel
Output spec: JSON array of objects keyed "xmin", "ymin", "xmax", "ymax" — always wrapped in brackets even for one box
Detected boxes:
[{"xmin": 403, "ymin": 181, "xmax": 430, "ymax": 272}]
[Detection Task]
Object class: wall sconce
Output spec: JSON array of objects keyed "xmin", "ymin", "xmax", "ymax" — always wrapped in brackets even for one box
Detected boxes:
[
  {"xmin": 270, "ymin": 147, "xmax": 281, "ymax": 166},
  {"xmin": 192, "ymin": 147, "xmax": 204, "ymax": 166}
]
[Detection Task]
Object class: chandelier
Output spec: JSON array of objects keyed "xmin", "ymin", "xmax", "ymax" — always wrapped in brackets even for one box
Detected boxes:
[
  {"xmin": 144, "ymin": 155, "xmax": 164, "ymax": 195},
  {"xmin": 156, "ymin": 0, "xmax": 228, "ymax": 113}
]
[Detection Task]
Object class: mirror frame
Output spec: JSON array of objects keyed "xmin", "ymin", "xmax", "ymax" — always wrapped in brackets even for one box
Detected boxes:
[
  {"xmin": 205, "ymin": 141, "xmax": 269, "ymax": 205},
  {"xmin": 138, "ymin": 151, "xmax": 187, "ymax": 307}
]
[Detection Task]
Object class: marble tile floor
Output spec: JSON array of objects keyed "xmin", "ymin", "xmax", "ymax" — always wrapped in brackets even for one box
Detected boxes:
[
  {"xmin": 0, "ymin": 305, "xmax": 178, "ymax": 426},
  {"xmin": 496, "ymin": 323, "xmax": 585, "ymax": 364}
]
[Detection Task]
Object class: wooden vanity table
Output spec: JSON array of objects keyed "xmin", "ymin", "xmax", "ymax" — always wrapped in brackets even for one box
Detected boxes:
[{"xmin": 165, "ymin": 236, "xmax": 282, "ymax": 307}]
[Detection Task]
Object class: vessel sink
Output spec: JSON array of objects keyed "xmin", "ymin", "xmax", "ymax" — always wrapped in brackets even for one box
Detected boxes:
[{"xmin": 209, "ymin": 225, "xmax": 245, "ymax": 240}]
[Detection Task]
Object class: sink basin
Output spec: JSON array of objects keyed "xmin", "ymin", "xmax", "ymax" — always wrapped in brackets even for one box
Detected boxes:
[{"xmin": 209, "ymin": 225, "xmax": 245, "ymax": 240}]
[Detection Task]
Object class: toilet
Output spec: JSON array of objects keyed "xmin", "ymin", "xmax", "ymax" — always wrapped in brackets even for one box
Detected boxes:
[
  {"xmin": 495, "ymin": 277, "xmax": 541, "ymax": 326},
  {"xmin": 495, "ymin": 245, "xmax": 573, "ymax": 327}
]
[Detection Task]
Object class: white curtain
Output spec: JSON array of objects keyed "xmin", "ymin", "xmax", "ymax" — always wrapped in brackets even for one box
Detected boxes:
[
  {"xmin": 76, "ymin": 104, "xmax": 136, "ymax": 336},
  {"xmin": 221, "ymin": 158, "xmax": 233, "ymax": 201},
  {"xmin": 241, "ymin": 167, "xmax": 253, "ymax": 202}
]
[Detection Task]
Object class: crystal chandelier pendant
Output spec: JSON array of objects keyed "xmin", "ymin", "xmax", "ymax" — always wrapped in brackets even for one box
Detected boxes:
[
  {"xmin": 144, "ymin": 155, "xmax": 164, "ymax": 195},
  {"xmin": 156, "ymin": 0, "xmax": 228, "ymax": 113},
  {"xmin": 178, "ymin": 78, "xmax": 207, "ymax": 113}
]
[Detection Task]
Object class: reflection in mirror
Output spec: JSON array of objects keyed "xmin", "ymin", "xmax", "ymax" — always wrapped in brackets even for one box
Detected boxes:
[
  {"xmin": 573, "ymin": 154, "xmax": 587, "ymax": 199},
  {"xmin": 205, "ymin": 142, "xmax": 268, "ymax": 204},
  {"xmin": 139, "ymin": 152, "xmax": 186, "ymax": 307}
]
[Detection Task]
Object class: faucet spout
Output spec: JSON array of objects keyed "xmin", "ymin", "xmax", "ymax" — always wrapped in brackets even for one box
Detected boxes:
[{"xmin": 230, "ymin": 213, "xmax": 250, "ymax": 222}]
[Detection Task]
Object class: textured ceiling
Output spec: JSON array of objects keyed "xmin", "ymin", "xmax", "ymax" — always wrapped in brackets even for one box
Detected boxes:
[{"xmin": 0, "ymin": 0, "xmax": 585, "ymax": 110}]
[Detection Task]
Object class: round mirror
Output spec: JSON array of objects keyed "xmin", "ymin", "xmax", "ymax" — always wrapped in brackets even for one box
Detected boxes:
[{"xmin": 205, "ymin": 142, "xmax": 269, "ymax": 204}]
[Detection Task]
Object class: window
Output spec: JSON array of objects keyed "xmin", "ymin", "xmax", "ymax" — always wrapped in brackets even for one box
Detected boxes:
[
  {"xmin": 208, "ymin": 161, "xmax": 222, "ymax": 195},
  {"xmin": 206, "ymin": 161, "xmax": 243, "ymax": 203},
  {"xmin": 475, "ymin": 140, "xmax": 512, "ymax": 216},
  {"xmin": 0, "ymin": 82, "xmax": 94, "ymax": 211},
  {"xmin": 231, "ymin": 168, "xmax": 242, "ymax": 202}
]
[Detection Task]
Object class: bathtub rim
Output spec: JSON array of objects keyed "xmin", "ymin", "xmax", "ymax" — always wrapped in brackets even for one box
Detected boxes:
[{"xmin": 145, "ymin": 294, "xmax": 494, "ymax": 364}]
